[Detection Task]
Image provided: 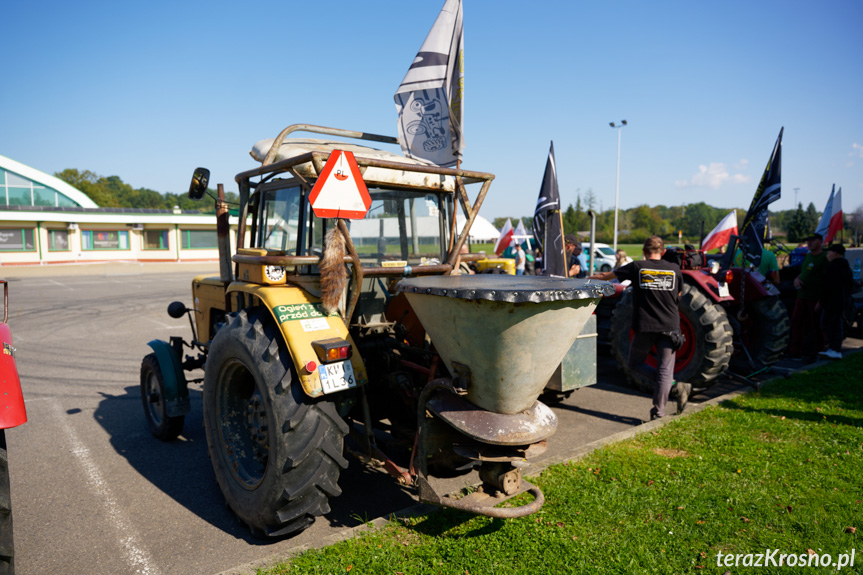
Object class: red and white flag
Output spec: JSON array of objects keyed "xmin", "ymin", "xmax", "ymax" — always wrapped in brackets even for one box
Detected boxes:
[
  {"xmin": 825, "ymin": 187, "xmax": 843, "ymax": 243},
  {"xmin": 494, "ymin": 218, "xmax": 513, "ymax": 255},
  {"xmin": 701, "ymin": 210, "xmax": 738, "ymax": 252}
]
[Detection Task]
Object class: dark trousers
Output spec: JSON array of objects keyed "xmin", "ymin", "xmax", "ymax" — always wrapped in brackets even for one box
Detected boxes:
[
  {"xmin": 789, "ymin": 298, "xmax": 824, "ymax": 357},
  {"xmin": 821, "ymin": 307, "xmax": 844, "ymax": 352},
  {"xmin": 628, "ymin": 332, "xmax": 675, "ymax": 418}
]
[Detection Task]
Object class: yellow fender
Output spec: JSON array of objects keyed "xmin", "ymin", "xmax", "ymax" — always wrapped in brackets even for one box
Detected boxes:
[{"xmin": 227, "ymin": 283, "xmax": 368, "ymax": 398}]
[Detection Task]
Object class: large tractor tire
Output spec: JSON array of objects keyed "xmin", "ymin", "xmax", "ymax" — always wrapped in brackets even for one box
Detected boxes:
[
  {"xmin": 610, "ymin": 283, "xmax": 733, "ymax": 393},
  {"xmin": 140, "ymin": 353, "xmax": 185, "ymax": 441},
  {"xmin": 203, "ymin": 307, "xmax": 349, "ymax": 538},
  {"xmin": 0, "ymin": 430, "xmax": 14, "ymax": 575},
  {"xmin": 729, "ymin": 296, "xmax": 790, "ymax": 372}
]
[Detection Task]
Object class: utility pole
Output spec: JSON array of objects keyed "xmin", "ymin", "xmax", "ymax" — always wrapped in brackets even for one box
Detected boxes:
[
  {"xmin": 609, "ymin": 120, "xmax": 628, "ymax": 252},
  {"xmin": 793, "ymin": 187, "xmax": 800, "ymax": 208}
]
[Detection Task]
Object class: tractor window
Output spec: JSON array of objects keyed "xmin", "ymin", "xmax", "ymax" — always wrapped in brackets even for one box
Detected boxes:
[
  {"xmin": 257, "ymin": 186, "xmax": 302, "ymax": 253},
  {"xmin": 349, "ymin": 190, "xmax": 446, "ymax": 264}
]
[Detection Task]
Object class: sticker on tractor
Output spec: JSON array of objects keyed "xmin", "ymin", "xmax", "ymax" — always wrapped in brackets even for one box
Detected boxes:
[
  {"xmin": 273, "ymin": 303, "xmax": 336, "ymax": 324},
  {"xmin": 299, "ymin": 318, "xmax": 329, "ymax": 332}
]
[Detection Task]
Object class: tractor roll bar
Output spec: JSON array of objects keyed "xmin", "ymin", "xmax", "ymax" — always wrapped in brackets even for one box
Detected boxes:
[
  {"xmin": 261, "ymin": 124, "xmax": 399, "ymax": 167},
  {"xmin": 231, "ymin": 253, "xmax": 454, "ymax": 278}
]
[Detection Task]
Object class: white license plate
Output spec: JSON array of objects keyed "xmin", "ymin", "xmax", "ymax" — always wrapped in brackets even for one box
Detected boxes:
[
  {"xmin": 318, "ymin": 360, "xmax": 356, "ymax": 394},
  {"xmin": 717, "ymin": 282, "xmax": 730, "ymax": 298}
]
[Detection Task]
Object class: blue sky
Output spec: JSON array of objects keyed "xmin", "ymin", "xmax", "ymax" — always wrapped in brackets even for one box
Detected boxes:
[{"xmin": 2, "ymin": 0, "xmax": 861, "ymax": 220}]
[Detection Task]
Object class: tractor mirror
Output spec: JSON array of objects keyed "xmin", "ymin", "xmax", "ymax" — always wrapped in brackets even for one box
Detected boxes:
[
  {"xmin": 188, "ymin": 168, "xmax": 210, "ymax": 200},
  {"xmin": 167, "ymin": 301, "xmax": 189, "ymax": 319}
]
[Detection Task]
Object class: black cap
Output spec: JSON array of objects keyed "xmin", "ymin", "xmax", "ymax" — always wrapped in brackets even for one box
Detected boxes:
[
  {"xmin": 826, "ymin": 243, "xmax": 845, "ymax": 256},
  {"xmin": 564, "ymin": 233, "xmax": 580, "ymax": 245},
  {"xmin": 804, "ymin": 232, "xmax": 823, "ymax": 241}
]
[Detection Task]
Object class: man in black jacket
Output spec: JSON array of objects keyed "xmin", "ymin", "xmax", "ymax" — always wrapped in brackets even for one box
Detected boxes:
[{"xmin": 819, "ymin": 244, "xmax": 854, "ymax": 359}]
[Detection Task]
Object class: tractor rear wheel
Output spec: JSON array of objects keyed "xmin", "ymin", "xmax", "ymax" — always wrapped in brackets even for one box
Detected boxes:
[
  {"xmin": 0, "ymin": 430, "xmax": 14, "ymax": 574},
  {"xmin": 610, "ymin": 283, "xmax": 733, "ymax": 393},
  {"xmin": 729, "ymin": 296, "xmax": 790, "ymax": 372},
  {"xmin": 203, "ymin": 307, "xmax": 348, "ymax": 538},
  {"xmin": 140, "ymin": 353, "xmax": 185, "ymax": 441}
]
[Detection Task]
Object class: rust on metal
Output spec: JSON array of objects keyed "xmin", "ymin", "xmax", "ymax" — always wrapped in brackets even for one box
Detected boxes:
[{"xmin": 426, "ymin": 393, "xmax": 558, "ymax": 446}]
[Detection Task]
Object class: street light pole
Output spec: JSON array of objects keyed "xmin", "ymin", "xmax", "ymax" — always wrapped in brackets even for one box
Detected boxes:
[{"xmin": 609, "ymin": 120, "xmax": 627, "ymax": 252}]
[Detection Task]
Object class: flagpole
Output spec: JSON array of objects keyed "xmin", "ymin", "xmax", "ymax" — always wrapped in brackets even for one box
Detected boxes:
[{"xmin": 558, "ymin": 209, "xmax": 567, "ymax": 278}]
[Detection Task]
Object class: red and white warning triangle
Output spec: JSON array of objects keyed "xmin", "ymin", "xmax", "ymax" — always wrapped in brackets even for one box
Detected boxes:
[{"xmin": 309, "ymin": 150, "xmax": 372, "ymax": 219}]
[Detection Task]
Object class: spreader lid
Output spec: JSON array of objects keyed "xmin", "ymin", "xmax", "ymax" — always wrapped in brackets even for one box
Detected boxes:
[{"xmin": 395, "ymin": 275, "xmax": 614, "ymax": 303}]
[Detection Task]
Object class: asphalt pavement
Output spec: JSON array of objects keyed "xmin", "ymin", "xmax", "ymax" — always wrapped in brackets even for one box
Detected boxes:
[{"xmin": 1, "ymin": 263, "xmax": 858, "ymax": 575}]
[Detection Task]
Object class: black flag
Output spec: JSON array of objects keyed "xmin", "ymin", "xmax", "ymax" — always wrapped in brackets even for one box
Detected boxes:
[
  {"xmin": 739, "ymin": 128, "xmax": 783, "ymax": 267},
  {"xmin": 533, "ymin": 142, "xmax": 566, "ymax": 276}
]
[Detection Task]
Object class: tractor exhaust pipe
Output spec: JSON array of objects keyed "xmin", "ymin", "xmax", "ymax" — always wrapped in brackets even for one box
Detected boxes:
[
  {"xmin": 588, "ymin": 209, "xmax": 597, "ymax": 275},
  {"xmin": 216, "ymin": 184, "xmax": 233, "ymax": 283}
]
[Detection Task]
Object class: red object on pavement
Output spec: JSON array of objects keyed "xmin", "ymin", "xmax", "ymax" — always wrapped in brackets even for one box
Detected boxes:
[{"xmin": 0, "ymin": 321, "xmax": 26, "ymax": 430}]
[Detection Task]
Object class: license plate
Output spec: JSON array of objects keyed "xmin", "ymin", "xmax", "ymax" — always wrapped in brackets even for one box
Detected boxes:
[
  {"xmin": 318, "ymin": 360, "xmax": 356, "ymax": 394},
  {"xmin": 717, "ymin": 281, "xmax": 730, "ymax": 298}
]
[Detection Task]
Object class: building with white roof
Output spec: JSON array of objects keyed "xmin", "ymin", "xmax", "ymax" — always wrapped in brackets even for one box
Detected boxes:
[{"xmin": 0, "ymin": 154, "xmax": 227, "ymax": 266}]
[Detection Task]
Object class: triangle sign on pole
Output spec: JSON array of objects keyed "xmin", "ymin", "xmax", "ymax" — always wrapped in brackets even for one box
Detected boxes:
[{"xmin": 309, "ymin": 150, "xmax": 372, "ymax": 219}]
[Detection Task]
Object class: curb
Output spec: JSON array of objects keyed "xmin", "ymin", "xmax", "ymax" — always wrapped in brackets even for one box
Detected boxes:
[{"xmin": 218, "ymin": 351, "xmax": 858, "ymax": 575}]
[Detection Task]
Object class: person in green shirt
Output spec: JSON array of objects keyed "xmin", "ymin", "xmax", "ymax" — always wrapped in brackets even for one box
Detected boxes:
[
  {"xmin": 788, "ymin": 233, "xmax": 827, "ymax": 359},
  {"xmin": 732, "ymin": 243, "xmax": 780, "ymax": 283}
]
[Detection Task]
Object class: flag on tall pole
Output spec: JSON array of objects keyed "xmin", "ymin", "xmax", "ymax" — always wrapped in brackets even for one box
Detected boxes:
[
  {"xmin": 494, "ymin": 218, "xmax": 514, "ymax": 255},
  {"xmin": 394, "ymin": 0, "xmax": 464, "ymax": 167},
  {"xmin": 739, "ymin": 128, "xmax": 783, "ymax": 267},
  {"xmin": 701, "ymin": 210, "xmax": 738, "ymax": 252},
  {"xmin": 814, "ymin": 184, "xmax": 835, "ymax": 239},
  {"xmin": 826, "ymin": 187, "xmax": 843, "ymax": 243},
  {"xmin": 533, "ymin": 142, "xmax": 566, "ymax": 276}
]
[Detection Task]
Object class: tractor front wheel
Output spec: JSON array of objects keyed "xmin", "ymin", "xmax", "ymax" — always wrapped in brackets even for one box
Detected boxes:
[
  {"xmin": 610, "ymin": 283, "xmax": 733, "ymax": 393},
  {"xmin": 203, "ymin": 307, "xmax": 348, "ymax": 538},
  {"xmin": 729, "ymin": 296, "xmax": 790, "ymax": 372},
  {"xmin": 140, "ymin": 354, "xmax": 185, "ymax": 441}
]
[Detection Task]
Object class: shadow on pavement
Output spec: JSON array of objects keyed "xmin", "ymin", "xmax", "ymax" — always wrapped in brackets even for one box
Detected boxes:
[{"xmin": 92, "ymin": 384, "xmax": 418, "ymax": 541}]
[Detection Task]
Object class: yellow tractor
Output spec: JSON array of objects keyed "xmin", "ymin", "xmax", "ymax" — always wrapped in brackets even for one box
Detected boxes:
[{"xmin": 140, "ymin": 124, "xmax": 612, "ymax": 537}]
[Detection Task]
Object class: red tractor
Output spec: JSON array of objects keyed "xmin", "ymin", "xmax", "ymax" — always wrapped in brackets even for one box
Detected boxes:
[
  {"xmin": 1, "ymin": 280, "xmax": 27, "ymax": 574},
  {"xmin": 597, "ymin": 239, "xmax": 790, "ymax": 393}
]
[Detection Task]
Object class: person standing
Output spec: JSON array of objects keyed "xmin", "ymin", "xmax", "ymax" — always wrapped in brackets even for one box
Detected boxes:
[
  {"xmin": 733, "ymin": 243, "xmax": 780, "ymax": 284},
  {"xmin": 758, "ymin": 242, "xmax": 780, "ymax": 284},
  {"xmin": 614, "ymin": 249, "xmax": 633, "ymax": 270},
  {"xmin": 514, "ymin": 243, "xmax": 526, "ymax": 276},
  {"xmin": 789, "ymin": 233, "xmax": 827, "ymax": 360},
  {"xmin": 819, "ymin": 244, "xmax": 854, "ymax": 359},
  {"xmin": 564, "ymin": 234, "xmax": 587, "ymax": 278},
  {"xmin": 591, "ymin": 236, "xmax": 692, "ymax": 419}
]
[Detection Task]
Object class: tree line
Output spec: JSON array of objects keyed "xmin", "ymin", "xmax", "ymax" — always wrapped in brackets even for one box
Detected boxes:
[
  {"xmin": 55, "ymin": 169, "xmax": 237, "ymax": 213},
  {"xmin": 55, "ymin": 169, "xmax": 859, "ymax": 246},
  {"xmin": 493, "ymin": 189, "xmax": 859, "ymax": 246}
]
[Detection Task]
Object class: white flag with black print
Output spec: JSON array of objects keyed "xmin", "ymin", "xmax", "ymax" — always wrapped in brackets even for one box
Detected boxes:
[{"xmin": 394, "ymin": 0, "xmax": 464, "ymax": 167}]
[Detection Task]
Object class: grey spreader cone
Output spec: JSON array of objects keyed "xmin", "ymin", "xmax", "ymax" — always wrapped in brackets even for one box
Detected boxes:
[{"xmin": 396, "ymin": 275, "xmax": 614, "ymax": 414}]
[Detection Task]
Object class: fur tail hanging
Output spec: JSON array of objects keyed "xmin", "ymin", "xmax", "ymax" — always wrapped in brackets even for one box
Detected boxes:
[{"xmin": 320, "ymin": 226, "xmax": 348, "ymax": 314}]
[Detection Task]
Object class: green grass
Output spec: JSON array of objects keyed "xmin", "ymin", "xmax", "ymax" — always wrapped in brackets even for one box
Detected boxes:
[{"xmin": 262, "ymin": 354, "xmax": 863, "ymax": 574}]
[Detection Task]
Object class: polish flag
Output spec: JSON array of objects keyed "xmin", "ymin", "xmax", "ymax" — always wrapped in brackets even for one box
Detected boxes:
[
  {"xmin": 825, "ymin": 188, "xmax": 843, "ymax": 243},
  {"xmin": 494, "ymin": 218, "xmax": 514, "ymax": 255},
  {"xmin": 701, "ymin": 211, "xmax": 738, "ymax": 252}
]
